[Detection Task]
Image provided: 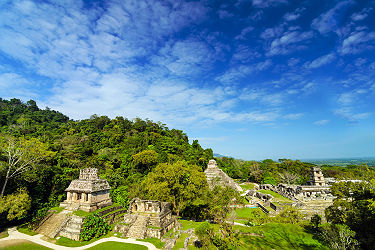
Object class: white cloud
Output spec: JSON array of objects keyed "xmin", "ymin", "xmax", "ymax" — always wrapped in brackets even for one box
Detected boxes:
[
  {"xmin": 306, "ymin": 53, "xmax": 335, "ymax": 69},
  {"xmin": 351, "ymin": 8, "xmax": 372, "ymax": 21},
  {"xmin": 339, "ymin": 30, "xmax": 375, "ymax": 55},
  {"xmin": 314, "ymin": 119, "xmax": 329, "ymax": 125},
  {"xmin": 284, "ymin": 113, "xmax": 304, "ymax": 120},
  {"xmin": 252, "ymin": 0, "xmax": 288, "ymax": 8},
  {"xmin": 334, "ymin": 107, "xmax": 370, "ymax": 121},
  {"xmin": 267, "ymin": 30, "xmax": 313, "ymax": 55},
  {"xmin": 311, "ymin": 0, "xmax": 353, "ymax": 34}
]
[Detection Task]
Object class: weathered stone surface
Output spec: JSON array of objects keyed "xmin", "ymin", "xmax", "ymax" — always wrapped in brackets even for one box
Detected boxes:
[
  {"xmin": 36, "ymin": 210, "xmax": 71, "ymax": 238},
  {"xmin": 37, "ymin": 168, "xmax": 113, "ymax": 241},
  {"xmin": 116, "ymin": 198, "xmax": 178, "ymax": 239},
  {"xmin": 60, "ymin": 168, "xmax": 112, "ymax": 212},
  {"xmin": 204, "ymin": 159, "xmax": 243, "ymax": 192},
  {"xmin": 307, "ymin": 167, "xmax": 325, "ymax": 186}
]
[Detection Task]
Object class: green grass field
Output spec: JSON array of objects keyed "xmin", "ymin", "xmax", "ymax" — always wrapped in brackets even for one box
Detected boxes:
[
  {"xmin": 0, "ymin": 229, "xmax": 8, "ymax": 239},
  {"xmin": 235, "ymin": 223, "xmax": 328, "ymax": 249},
  {"xmin": 49, "ymin": 206, "xmax": 64, "ymax": 213},
  {"xmin": 234, "ymin": 207, "xmax": 260, "ymax": 219},
  {"xmin": 16, "ymin": 225, "xmax": 37, "ymax": 236},
  {"xmin": 139, "ymin": 237, "xmax": 165, "ymax": 248},
  {"xmin": 0, "ymin": 241, "xmax": 51, "ymax": 250},
  {"xmin": 86, "ymin": 241, "xmax": 147, "ymax": 250},
  {"xmin": 240, "ymin": 183, "xmax": 256, "ymax": 190},
  {"xmin": 257, "ymin": 190, "xmax": 293, "ymax": 203}
]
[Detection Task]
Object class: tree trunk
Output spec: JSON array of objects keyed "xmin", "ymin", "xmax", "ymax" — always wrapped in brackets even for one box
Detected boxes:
[{"xmin": 0, "ymin": 177, "xmax": 9, "ymax": 198}]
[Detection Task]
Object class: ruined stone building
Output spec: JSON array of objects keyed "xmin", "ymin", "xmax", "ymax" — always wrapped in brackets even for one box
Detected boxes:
[
  {"xmin": 115, "ymin": 198, "xmax": 178, "ymax": 239},
  {"xmin": 257, "ymin": 166, "xmax": 334, "ymax": 219},
  {"xmin": 37, "ymin": 168, "xmax": 113, "ymax": 241},
  {"xmin": 60, "ymin": 168, "xmax": 112, "ymax": 212},
  {"xmin": 307, "ymin": 167, "xmax": 326, "ymax": 186},
  {"xmin": 204, "ymin": 159, "xmax": 243, "ymax": 192}
]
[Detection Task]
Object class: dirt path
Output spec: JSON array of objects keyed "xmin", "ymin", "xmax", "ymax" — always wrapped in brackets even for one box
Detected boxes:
[{"xmin": 0, "ymin": 227, "xmax": 157, "ymax": 249}]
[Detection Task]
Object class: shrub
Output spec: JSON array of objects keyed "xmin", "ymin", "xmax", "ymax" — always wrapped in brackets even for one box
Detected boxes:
[
  {"xmin": 274, "ymin": 206, "xmax": 304, "ymax": 224},
  {"xmin": 80, "ymin": 214, "xmax": 110, "ymax": 241},
  {"xmin": 111, "ymin": 186, "xmax": 129, "ymax": 209}
]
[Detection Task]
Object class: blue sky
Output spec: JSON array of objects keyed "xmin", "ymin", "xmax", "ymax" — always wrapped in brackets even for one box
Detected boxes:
[{"xmin": 0, "ymin": 0, "xmax": 375, "ymax": 160}]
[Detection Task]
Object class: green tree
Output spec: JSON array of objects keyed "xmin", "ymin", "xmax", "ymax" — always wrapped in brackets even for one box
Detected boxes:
[
  {"xmin": 132, "ymin": 149, "xmax": 158, "ymax": 173},
  {"xmin": 326, "ymin": 170, "xmax": 375, "ymax": 248},
  {"xmin": 111, "ymin": 186, "xmax": 129, "ymax": 209},
  {"xmin": 320, "ymin": 224, "xmax": 358, "ymax": 250},
  {"xmin": 80, "ymin": 214, "xmax": 110, "ymax": 241},
  {"xmin": 0, "ymin": 188, "xmax": 31, "ymax": 220},
  {"xmin": 141, "ymin": 161, "xmax": 208, "ymax": 216},
  {"xmin": 0, "ymin": 136, "xmax": 55, "ymax": 197}
]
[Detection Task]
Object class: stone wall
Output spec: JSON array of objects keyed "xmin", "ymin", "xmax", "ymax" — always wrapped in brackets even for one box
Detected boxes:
[{"xmin": 204, "ymin": 159, "xmax": 243, "ymax": 192}]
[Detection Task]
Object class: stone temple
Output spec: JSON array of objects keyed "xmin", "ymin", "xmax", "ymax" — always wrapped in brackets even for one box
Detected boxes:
[
  {"xmin": 115, "ymin": 198, "xmax": 178, "ymax": 239},
  {"xmin": 204, "ymin": 159, "xmax": 243, "ymax": 192},
  {"xmin": 60, "ymin": 168, "xmax": 112, "ymax": 212},
  {"xmin": 37, "ymin": 168, "xmax": 113, "ymax": 241}
]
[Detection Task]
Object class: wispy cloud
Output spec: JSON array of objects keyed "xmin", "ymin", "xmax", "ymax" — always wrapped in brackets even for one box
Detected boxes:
[
  {"xmin": 339, "ymin": 30, "xmax": 375, "ymax": 54},
  {"xmin": 314, "ymin": 119, "xmax": 330, "ymax": 125},
  {"xmin": 284, "ymin": 113, "xmax": 304, "ymax": 120},
  {"xmin": 311, "ymin": 0, "xmax": 353, "ymax": 34},
  {"xmin": 306, "ymin": 53, "xmax": 335, "ymax": 69},
  {"xmin": 252, "ymin": 0, "xmax": 288, "ymax": 8},
  {"xmin": 351, "ymin": 8, "xmax": 372, "ymax": 21},
  {"xmin": 267, "ymin": 30, "xmax": 313, "ymax": 55}
]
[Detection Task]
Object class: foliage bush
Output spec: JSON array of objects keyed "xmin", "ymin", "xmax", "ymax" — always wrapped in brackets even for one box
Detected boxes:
[
  {"xmin": 273, "ymin": 206, "xmax": 304, "ymax": 224},
  {"xmin": 80, "ymin": 214, "xmax": 110, "ymax": 241},
  {"xmin": 111, "ymin": 186, "xmax": 129, "ymax": 209}
]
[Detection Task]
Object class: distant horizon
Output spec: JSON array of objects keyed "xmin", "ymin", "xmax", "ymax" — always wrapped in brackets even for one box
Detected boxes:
[
  {"xmin": 214, "ymin": 152, "xmax": 375, "ymax": 162},
  {"xmin": 1, "ymin": 1, "xmax": 375, "ymax": 160}
]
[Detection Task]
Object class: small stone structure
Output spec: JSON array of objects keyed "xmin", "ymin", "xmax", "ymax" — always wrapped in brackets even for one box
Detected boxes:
[
  {"xmin": 37, "ymin": 168, "xmax": 113, "ymax": 241},
  {"xmin": 204, "ymin": 159, "xmax": 243, "ymax": 192},
  {"xmin": 115, "ymin": 198, "xmax": 178, "ymax": 239},
  {"xmin": 307, "ymin": 167, "xmax": 325, "ymax": 186},
  {"xmin": 60, "ymin": 168, "xmax": 112, "ymax": 212}
]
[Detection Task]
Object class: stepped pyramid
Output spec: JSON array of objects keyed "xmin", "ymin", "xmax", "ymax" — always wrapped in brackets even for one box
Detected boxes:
[{"xmin": 204, "ymin": 159, "xmax": 243, "ymax": 192}]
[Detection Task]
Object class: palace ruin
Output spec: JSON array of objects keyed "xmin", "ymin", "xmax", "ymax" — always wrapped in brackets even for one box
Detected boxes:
[{"xmin": 115, "ymin": 198, "xmax": 178, "ymax": 239}]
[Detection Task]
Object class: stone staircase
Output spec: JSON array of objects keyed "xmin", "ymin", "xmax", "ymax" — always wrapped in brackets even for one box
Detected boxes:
[
  {"xmin": 59, "ymin": 215, "xmax": 85, "ymax": 241},
  {"xmin": 126, "ymin": 215, "xmax": 149, "ymax": 239},
  {"xmin": 36, "ymin": 211, "xmax": 70, "ymax": 238},
  {"xmin": 65, "ymin": 203, "xmax": 80, "ymax": 211},
  {"xmin": 205, "ymin": 166, "xmax": 243, "ymax": 192}
]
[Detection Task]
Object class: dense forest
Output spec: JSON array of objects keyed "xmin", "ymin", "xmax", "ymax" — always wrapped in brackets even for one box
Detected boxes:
[
  {"xmin": 0, "ymin": 98, "xmax": 214, "ymax": 224},
  {"xmin": 0, "ymin": 98, "xmax": 374, "ymax": 249}
]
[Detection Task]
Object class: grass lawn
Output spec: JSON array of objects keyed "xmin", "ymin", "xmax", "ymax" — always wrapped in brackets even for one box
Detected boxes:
[
  {"xmin": 49, "ymin": 206, "xmax": 64, "ymax": 213},
  {"xmin": 86, "ymin": 241, "xmax": 147, "ymax": 250},
  {"xmin": 179, "ymin": 219, "xmax": 206, "ymax": 230},
  {"xmin": 16, "ymin": 225, "xmax": 37, "ymax": 236},
  {"xmin": 0, "ymin": 229, "xmax": 8, "ymax": 239},
  {"xmin": 178, "ymin": 219, "xmax": 220, "ymax": 231},
  {"xmin": 240, "ymin": 183, "xmax": 256, "ymax": 190},
  {"xmin": 139, "ymin": 237, "xmax": 165, "ymax": 248},
  {"xmin": 257, "ymin": 190, "xmax": 293, "ymax": 203},
  {"xmin": 0, "ymin": 240, "xmax": 51, "ymax": 250},
  {"xmin": 235, "ymin": 223, "xmax": 328, "ymax": 250},
  {"xmin": 234, "ymin": 207, "xmax": 260, "ymax": 219},
  {"xmin": 73, "ymin": 209, "xmax": 91, "ymax": 217},
  {"xmin": 173, "ymin": 232, "xmax": 188, "ymax": 250},
  {"xmin": 55, "ymin": 229, "xmax": 116, "ymax": 247}
]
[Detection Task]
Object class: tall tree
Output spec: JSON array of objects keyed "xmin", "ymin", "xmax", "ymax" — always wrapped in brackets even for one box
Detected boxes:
[
  {"xmin": 141, "ymin": 161, "xmax": 208, "ymax": 216},
  {"xmin": 0, "ymin": 135, "xmax": 55, "ymax": 197}
]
